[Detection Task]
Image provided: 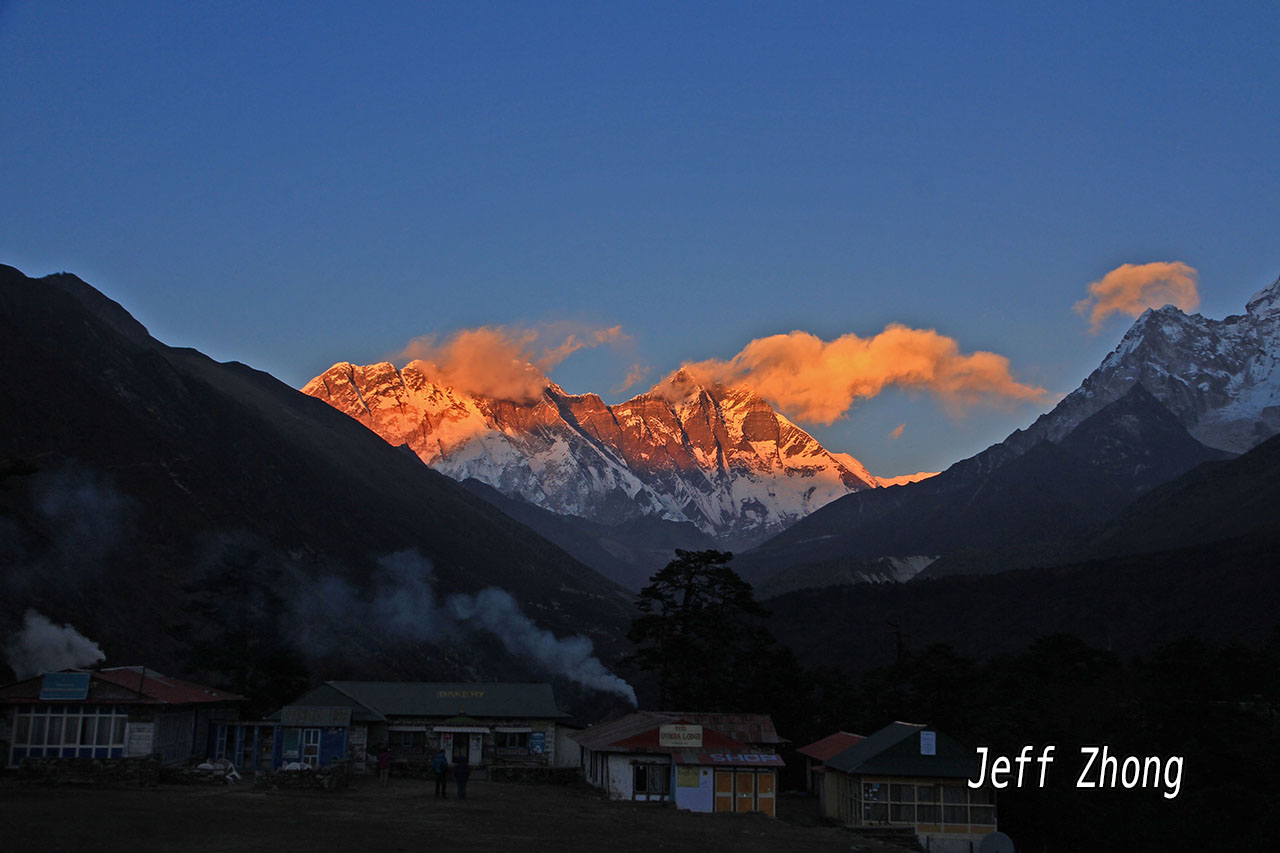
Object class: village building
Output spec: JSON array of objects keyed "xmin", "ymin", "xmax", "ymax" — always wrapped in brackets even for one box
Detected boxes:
[
  {"xmin": 244, "ymin": 681, "xmax": 571, "ymax": 774},
  {"xmin": 573, "ymin": 711, "xmax": 787, "ymax": 816},
  {"xmin": 819, "ymin": 721, "xmax": 998, "ymax": 850},
  {"xmin": 1, "ymin": 668, "xmax": 245, "ymax": 768},
  {"xmin": 796, "ymin": 730, "xmax": 864, "ymax": 794}
]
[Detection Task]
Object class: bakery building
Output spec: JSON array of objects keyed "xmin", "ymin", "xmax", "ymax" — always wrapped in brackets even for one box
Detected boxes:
[{"xmin": 262, "ymin": 681, "xmax": 570, "ymax": 773}]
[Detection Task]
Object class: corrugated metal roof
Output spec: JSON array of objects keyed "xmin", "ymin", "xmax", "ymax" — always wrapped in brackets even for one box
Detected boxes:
[
  {"xmin": 309, "ymin": 682, "xmax": 566, "ymax": 720},
  {"xmin": 572, "ymin": 711, "xmax": 674, "ymax": 751},
  {"xmin": 571, "ymin": 711, "xmax": 782, "ymax": 753},
  {"xmin": 0, "ymin": 667, "xmax": 245, "ymax": 706},
  {"xmin": 824, "ymin": 721, "xmax": 979, "ymax": 779},
  {"xmin": 664, "ymin": 712, "xmax": 785, "ymax": 745},
  {"xmin": 797, "ymin": 731, "xmax": 865, "ymax": 762}
]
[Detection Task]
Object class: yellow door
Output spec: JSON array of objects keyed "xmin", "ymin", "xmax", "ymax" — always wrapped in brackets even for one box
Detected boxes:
[
  {"xmin": 735, "ymin": 770, "xmax": 756, "ymax": 812},
  {"xmin": 714, "ymin": 770, "xmax": 735, "ymax": 812},
  {"xmin": 757, "ymin": 770, "xmax": 776, "ymax": 817}
]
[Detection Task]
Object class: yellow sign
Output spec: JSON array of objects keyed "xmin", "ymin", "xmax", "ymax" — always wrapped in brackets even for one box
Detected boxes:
[{"xmin": 677, "ymin": 766, "xmax": 701, "ymax": 788}]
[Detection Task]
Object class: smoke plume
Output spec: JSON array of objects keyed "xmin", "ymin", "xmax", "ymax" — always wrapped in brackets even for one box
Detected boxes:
[
  {"xmin": 5, "ymin": 609, "xmax": 105, "ymax": 679},
  {"xmin": 398, "ymin": 324, "xmax": 627, "ymax": 402},
  {"xmin": 447, "ymin": 587, "xmax": 638, "ymax": 705},
  {"xmin": 291, "ymin": 550, "xmax": 637, "ymax": 704},
  {"xmin": 1075, "ymin": 262, "xmax": 1200, "ymax": 333},
  {"xmin": 676, "ymin": 325, "xmax": 1048, "ymax": 424}
]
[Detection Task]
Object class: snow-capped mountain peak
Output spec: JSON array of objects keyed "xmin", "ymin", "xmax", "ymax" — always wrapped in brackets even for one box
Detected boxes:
[
  {"xmin": 1007, "ymin": 275, "xmax": 1280, "ymax": 455},
  {"xmin": 302, "ymin": 362, "xmax": 879, "ymax": 547}
]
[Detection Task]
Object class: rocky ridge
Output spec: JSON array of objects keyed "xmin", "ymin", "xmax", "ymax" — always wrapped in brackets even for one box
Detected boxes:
[{"xmin": 302, "ymin": 364, "xmax": 879, "ymax": 547}]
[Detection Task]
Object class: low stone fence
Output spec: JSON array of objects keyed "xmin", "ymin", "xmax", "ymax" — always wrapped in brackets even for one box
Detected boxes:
[
  {"xmin": 18, "ymin": 756, "xmax": 163, "ymax": 786},
  {"xmin": 487, "ymin": 765, "xmax": 580, "ymax": 785}
]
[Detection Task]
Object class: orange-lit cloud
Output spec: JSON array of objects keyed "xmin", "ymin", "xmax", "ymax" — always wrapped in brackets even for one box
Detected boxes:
[
  {"xmin": 889, "ymin": 423, "xmax": 906, "ymax": 440},
  {"xmin": 1075, "ymin": 262, "xmax": 1199, "ymax": 333},
  {"xmin": 679, "ymin": 325, "xmax": 1049, "ymax": 424},
  {"xmin": 613, "ymin": 362, "xmax": 651, "ymax": 394},
  {"xmin": 399, "ymin": 324, "xmax": 626, "ymax": 401}
]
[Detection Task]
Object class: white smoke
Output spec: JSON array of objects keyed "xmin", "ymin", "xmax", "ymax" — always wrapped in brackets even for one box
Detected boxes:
[
  {"xmin": 370, "ymin": 550, "xmax": 443, "ymax": 640},
  {"xmin": 447, "ymin": 587, "xmax": 638, "ymax": 706},
  {"xmin": 5, "ymin": 609, "xmax": 105, "ymax": 679},
  {"xmin": 293, "ymin": 549, "xmax": 637, "ymax": 705}
]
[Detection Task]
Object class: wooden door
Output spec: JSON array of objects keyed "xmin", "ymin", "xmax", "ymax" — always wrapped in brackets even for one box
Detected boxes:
[
  {"xmin": 757, "ymin": 770, "xmax": 776, "ymax": 816},
  {"xmin": 714, "ymin": 770, "xmax": 735, "ymax": 812},
  {"xmin": 735, "ymin": 770, "xmax": 756, "ymax": 812}
]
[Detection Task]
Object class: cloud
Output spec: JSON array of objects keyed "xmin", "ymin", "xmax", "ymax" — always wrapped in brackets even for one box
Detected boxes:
[
  {"xmin": 398, "ymin": 323, "xmax": 628, "ymax": 401},
  {"xmin": 678, "ymin": 324, "xmax": 1049, "ymax": 424},
  {"xmin": 613, "ymin": 362, "xmax": 651, "ymax": 395},
  {"xmin": 1075, "ymin": 262, "xmax": 1200, "ymax": 333},
  {"xmin": 889, "ymin": 423, "xmax": 906, "ymax": 440}
]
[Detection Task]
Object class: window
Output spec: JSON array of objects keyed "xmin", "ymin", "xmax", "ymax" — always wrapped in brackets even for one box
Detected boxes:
[
  {"xmin": 633, "ymin": 763, "xmax": 670, "ymax": 798},
  {"xmin": 389, "ymin": 730, "xmax": 426, "ymax": 753},
  {"xmin": 301, "ymin": 729, "xmax": 321, "ymax": 768},
  {"xmin": 9, "ymin": 704, "xmax": 128, "ymax": 765},
  {"xmin": 853, "ymin": 778, "xmax": 994, "ymax": 828},
  {"xmin": 496, "ymin": 731, "xmax": 530, "ymax": 753}
]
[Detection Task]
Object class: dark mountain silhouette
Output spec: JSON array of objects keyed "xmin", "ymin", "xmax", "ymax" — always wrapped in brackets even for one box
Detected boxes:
[
  {"xmin": 737, "ymin": 385, "xmax": 1231, "ymax": 586},
  {"xmin": 459, "ymin": 478, "xmax": 717, "ymax": 590},
  {"xmin": 0, "ymin": 265, "xmax": 634, "ymax": 707}
]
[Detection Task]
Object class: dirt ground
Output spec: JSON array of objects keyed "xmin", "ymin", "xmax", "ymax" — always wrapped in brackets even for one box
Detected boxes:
[{"xmin": 0, "ymin": 777, "xmax": 919, "ymax": 852}]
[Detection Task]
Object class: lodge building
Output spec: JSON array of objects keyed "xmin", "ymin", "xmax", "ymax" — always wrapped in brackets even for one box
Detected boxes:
[
  {"xmin": 1, "ymin": 668, "xmax": 245, "ymax": 768},
  {"xmin": 816, "ymin": 721, "xmax": 999, "ymax": 850},
  {"xmin": 573, "ymin": 711, "xmax": 787, "ymax": 816}
]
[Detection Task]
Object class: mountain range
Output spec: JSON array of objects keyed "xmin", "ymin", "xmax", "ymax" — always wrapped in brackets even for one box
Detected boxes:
[
  {"xmin": 302, "ymin": 362, "xmax": 884, "ymax": 550},
  {"xmin": 738, "ymin": 276, "xmax": 1280, "ymax": 590}
]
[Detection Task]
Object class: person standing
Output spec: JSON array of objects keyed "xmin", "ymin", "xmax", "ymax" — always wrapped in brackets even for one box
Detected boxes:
[
  {"xmin": 432, "ymin": 748, "xmax": 449, "ymax": 799},
  {"xmin": 453, "ymin": 754, "xmax": 470, "ymax": 800},
  {"xmin": 377, "ymin": 745, "xmax": 391, "ymax": 786}
]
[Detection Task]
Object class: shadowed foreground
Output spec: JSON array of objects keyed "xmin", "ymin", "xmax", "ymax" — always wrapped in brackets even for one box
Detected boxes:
[{"xmin": 0, "ymin": 778, "xmax": 916, "ymax": 852}]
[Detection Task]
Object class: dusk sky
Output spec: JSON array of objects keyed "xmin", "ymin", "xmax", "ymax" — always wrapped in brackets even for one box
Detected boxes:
[{"xmin": 3, "ymin": 2, "xmax": 1276, "ymax": 476}]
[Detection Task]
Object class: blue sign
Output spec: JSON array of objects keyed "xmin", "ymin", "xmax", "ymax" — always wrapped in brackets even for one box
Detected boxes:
[
  {"xmin": 530, "ymin": 731, "xmax": 546, "ymax": 754},
  {"xmin": 40, "ymin": 672, "xmax": 90, "ymax": 701}
]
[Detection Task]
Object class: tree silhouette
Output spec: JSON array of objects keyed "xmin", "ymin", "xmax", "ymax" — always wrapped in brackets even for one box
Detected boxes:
[{"xmin": 626, "ymin": 549, "xmax": 775, "ymax": 709}]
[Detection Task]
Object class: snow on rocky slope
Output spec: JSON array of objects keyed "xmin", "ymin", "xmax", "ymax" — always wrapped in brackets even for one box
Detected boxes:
[
  {"xmin": 302, "ymin": 364, "xmax": 879, "ymax": 546},
  {"xmin": 1019, "ymin": 275, "xmax": 1280, "ymax": 454}
]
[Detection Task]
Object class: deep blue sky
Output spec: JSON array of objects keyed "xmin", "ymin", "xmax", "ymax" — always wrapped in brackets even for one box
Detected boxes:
[{"xmin": 2, "ymin": 1, "xmax": 1276, "ymax": 475}]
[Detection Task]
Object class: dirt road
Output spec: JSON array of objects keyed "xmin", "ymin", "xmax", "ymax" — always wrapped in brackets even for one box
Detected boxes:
[{"xmin": 0, "ymin": 777, "xmax": 915, "ymax": 852}]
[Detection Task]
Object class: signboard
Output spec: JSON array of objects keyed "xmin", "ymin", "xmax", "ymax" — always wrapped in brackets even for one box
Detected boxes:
[
  {"xmin": 677, "ymin": 766, "xmax": 701, "ymax": 788},
  {"xmin": 920, "ymin": 731, "xmax": 937, "ymax": 756},
  {"xmin": 675, "ymin": 752, "xmax": 785, "ymax": 767},
  {"xmin": 40, "ymin": 672, "xmax": 90, "ymax": 701},
  {"xmin": 280, "ymin": 706, "xmax": 351, "ymax": 727},
  {"xmin": 659, "ymin": 724, "xmax": 703, "ymax": 748},
  {"xmin": 126, "ymin": 722, "xmax": 154, "ymax": 758},
  {"xmin": 529, "ymin": 731, "xmax": 546, "ymax": 754}
]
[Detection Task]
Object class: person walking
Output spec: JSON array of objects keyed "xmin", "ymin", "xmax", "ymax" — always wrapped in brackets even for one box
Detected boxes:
[
  {"xmin": 377, "ymin": 745, "xmax": 391, "ymax": 786},
  {"xmin": 453, "ymin": 754, "xmax": 470, "ymax": 800},
  {"xmin": 432, "ymin": 748, "xmax": 449, "ymax": 799}
]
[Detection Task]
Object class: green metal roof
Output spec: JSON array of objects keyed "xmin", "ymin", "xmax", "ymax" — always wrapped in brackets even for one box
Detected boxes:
[
  {"xmin": 317, "ymin": 681, "xmax": 567, "ymax": 720},
  {"xmin": 823, "ymin": 721, "xmax": 980, "ymax": 780}
]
